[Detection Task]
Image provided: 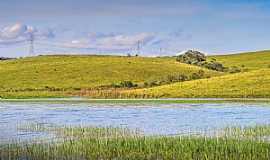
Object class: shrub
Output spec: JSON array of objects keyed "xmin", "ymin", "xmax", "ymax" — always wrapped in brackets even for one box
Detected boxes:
[
  {"xmin": 110, "ymin": 83, "xmax": 120, "ymax": 88},
  {"xmin": 176, "ymin": 50, "xmax": 226, "ymax": 72},
  {"xmin": 119, "ymin": 81, "xmax": 138, "ymax": 88},
  {"xmin": 197, "ymin": 70, "xmax": 205, "ymax": 77},
  {"xmin": 143, "ymin": 82, "xmax": 149, "ymax": 87},
  {"xmin": 166, "ymin": 75, "xmax": 175, "ymax": 82},
  {"xmin": 143, "ymin": 72, "xmax": 205, "ymax": 88},
  {"xmin": 110, "ymin": 81, "xmax": 138, "ymax": 88},
  {"xmin": 229, "ymin": 66, "xmax": 242, "ymax": 73},
  {"xmin": 190, "ymin": 73, "xmax": 200, "ymax": 80},
  {"xmin": 203, "ymin": 61, "xmax": 225, "ymax": 72},
  {"xmin": 149, "ymin": 81, "xmax": 158, "ymax": 87},
  {"xmin": 176, "ymin": 74, "xmax": 188, "ymax": 82},
  {"xmin": 176, "ymin": 50, "xmax": 206, "ymax": 64}
]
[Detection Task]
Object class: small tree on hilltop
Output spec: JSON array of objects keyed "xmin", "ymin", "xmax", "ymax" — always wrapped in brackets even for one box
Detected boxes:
[
  {"xmin": 176, "ymin": 50, "xmax": 226, "ymax": 72},
  {"xmin": 176, "ymin": 50, "xmax": 206, "ymax": 64}
]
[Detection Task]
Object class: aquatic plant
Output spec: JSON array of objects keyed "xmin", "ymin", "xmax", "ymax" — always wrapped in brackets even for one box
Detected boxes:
[{"xmin": 1, "ymin": 125, "xmax": 270, "ymax": 160}]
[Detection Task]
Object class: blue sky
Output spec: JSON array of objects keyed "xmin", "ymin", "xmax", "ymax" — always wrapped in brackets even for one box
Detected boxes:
[{"xmin": 0, "ymin": 0, "xmax": 270, "ymax": 57}]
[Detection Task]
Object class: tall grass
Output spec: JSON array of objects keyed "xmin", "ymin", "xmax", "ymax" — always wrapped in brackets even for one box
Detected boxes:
[{"xmin": 1, "ymin": 125, "xmax": 270, "ymax": 160}]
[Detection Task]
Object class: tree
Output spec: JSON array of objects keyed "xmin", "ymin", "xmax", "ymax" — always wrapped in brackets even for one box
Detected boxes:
[
  {"xmin": 176, "ymin": 50, "xmax": 226, "ymax": 72},
  {"xmin": 176, "ymin": 50, "xmax": 206, "ymax": 64}
]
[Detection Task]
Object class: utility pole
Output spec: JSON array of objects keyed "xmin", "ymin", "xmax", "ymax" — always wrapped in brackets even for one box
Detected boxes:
[
  {"xmin": 29, "ymin": 33, "xmax": 34, "ymax": 56},
  {"xmin": 136, "ymin": 40, "xmax": 141, "ymax": 56}
]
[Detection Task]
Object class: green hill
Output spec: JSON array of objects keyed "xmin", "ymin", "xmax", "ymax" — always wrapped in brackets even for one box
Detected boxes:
[
  {"xmin": 2, "ymin": 50, "xmax": 270, "ymax": 99},
  {"xmin": 125, "ymin": 69, "xmax": 270, "ymax": 98},
  {"xmin": 0, "ymin": 55, "xmax": 221, "ymax": 98},
  {"xmin": 209, "ymin": 50, "xmax": 270, "ymax": 70}
]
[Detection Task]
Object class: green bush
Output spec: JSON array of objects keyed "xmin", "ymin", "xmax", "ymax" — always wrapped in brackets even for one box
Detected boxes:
[
  {"xmin": 144, "ymin": 71, "xmax": 205, "ymax": 88},
  {"xmin": 119, "ymin": 81, "xmax": 138, "ymax": 88},
  {"xmin": 110, "ymin": 83, "xmax": 121, "ymax": 88},
  {"xmin": 176, "ymin": 50, "xmax": 226, "ymax": 72},
  {"xmin": 202, "ymin": 61, "xmax": 225, "ymax": 72},
  {"xmin": 229, "ymin": 66, "xmax": 242, "ymax": 73},
  {"xmin": 176, "ymin": 50, "xmax": 206, "ymax": 64},
  {"xmin": 190, "ymin": 70, "xmax": 205, "ymax": 80},
  {"xmin": 110, "ymin": 81, "xmax": 138, "ymax": 88}
]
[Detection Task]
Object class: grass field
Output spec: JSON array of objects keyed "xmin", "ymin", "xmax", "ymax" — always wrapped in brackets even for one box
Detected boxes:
[
  {"xmin": 1, "ymin": 125, "xmax": 270, "ymax": 160},
  {"xmin": 1, "ymin": 50, "xmax": 270, "ymax": 99},
  {"xmin": 0, "ymin": 55, "xmax": 221, "ymax": 98},
  {"xmin": 209, "ymin": 50, "xmax": 270, "ymax": 70},
  {"xmin": 124, "ymin": 69, "xmax": 270, "ymax": 98}
]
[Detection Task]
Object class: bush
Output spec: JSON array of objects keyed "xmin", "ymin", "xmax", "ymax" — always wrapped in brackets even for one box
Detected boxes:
[
  {"xmin": 190, "ymin": 73, "xmax": 200, "ymax": 80},
  {"xmin": 176, "ymin": 50, "xmax": 206, "ymax": 64},
  {"xmin": 110, "ymin": 83, "xmax": 121, "ymax": 88},
  {"xmin": 149, "ymin": 81, "xmax": 159, "ymax": 87},
  {"xmin": 176, "ymin": 50, "xmax": 226, "ymax": 72},
  {"xmin": 119, "ymin": 81, "xmax": 138, "ymax": 88},
  {"xmin": 143, "ymin": 71, "xmax": 205, "ymax": 88},
  {"xmin": 176, "ymin": 74, "xmax": 188, "ymax": 82},
  {"xmin": 190, "ymin": 70, "xmax": 205, "ymax": 80},
  {"xmin": 203, "ymin": 61, "xmax": 225, "ymax": 72},
  {"xmin": 110, "ymin": 81, "xmax": 138, "ymax": 88},
  {"xmin": 197, "ymin": 70, "xmax": 205, "ymax": 77},
  {"xmin": 229, "ymin": 66, "xmax": 242, "ymax": 73},
  {"xmin": 166, "ymin": 75, "xmax": 175, "ymax": 82}
]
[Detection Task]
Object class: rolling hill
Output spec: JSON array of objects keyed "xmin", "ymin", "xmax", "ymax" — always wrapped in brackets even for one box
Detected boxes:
[
  {"xmin": 124, "ymin": 69, "xmax": 270, "ymax": 98},
  {"xmin": 1, "ymin": 50, "xmax": 270, "ymax": 99},
  {"xmin": 208, "ymin": 50, "xmax": 270, "ymax": 70},
  {"xmin": 0, "ymin": 55, "xmax": 221, "ymax": 98},
  {"xmin": 121, "ymin": 50, "xmax": 270, "ymax": 99}
]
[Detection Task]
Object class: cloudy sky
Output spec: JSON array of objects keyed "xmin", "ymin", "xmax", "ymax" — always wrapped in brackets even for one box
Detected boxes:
[{"xmin": 0, "ymin": 0, "xmax": 270, "ymax": 57}]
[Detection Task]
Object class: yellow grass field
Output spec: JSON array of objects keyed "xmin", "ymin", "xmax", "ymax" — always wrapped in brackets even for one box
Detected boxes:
[{"xmin": 124, "ymin": 69, "xmax": 270, "ymax": 98}]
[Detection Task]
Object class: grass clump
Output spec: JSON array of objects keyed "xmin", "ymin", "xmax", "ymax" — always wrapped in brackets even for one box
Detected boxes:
[{"xmin": 1, "ymin": 125, "xmax": 270, "ymax": 159}]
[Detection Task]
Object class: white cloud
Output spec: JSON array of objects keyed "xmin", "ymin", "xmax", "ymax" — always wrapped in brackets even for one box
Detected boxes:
[
  {"xmin": 65, "ymin": 32, "xmax": 156, "ymax": 51},
  {"xmin": 99, "ymin": 33, "xmax": 154, "ymax": 47},
  {"xmin": 0, "ymin": 23, "xmax": 54, "ymax": 45}
]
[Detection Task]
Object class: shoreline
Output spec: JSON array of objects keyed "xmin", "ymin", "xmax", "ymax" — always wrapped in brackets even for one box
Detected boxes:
[{"xmin": 1, "ymin": 98, "xmax": 270, "ymax": 104}]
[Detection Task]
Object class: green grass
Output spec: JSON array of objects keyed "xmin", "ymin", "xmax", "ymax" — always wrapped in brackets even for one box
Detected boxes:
[
  {"xmin": 0, "ymin": 55, "xmax": 221, "ymax": 99},
  {"xmin": 1, "ymin": 126, "xmax": 270, "ymax": 160},
  {"xmin": 209, "ymin": 50, "xmax": 270, "ymax": 70},
  {"xmin": 124, "ymin": 69, "xmax": 270, "ymax": 98},
  {"xmin": 1, "ymin": 50, "xmax": 270, "ymax": 99},
  {"xmin": 2, "ymin": 98, "xmax": 270, "ymax": 104}
]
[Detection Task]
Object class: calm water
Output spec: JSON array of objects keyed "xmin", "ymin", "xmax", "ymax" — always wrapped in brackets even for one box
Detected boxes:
[{"xmin": 1, "ymin": 101, "xmax": 270, "ymax": 142}]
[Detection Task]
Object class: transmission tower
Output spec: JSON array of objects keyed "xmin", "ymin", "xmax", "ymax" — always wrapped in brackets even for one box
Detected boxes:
[
  {"xmin": 160, "ymin": 47, "xmax": 163, "ymax": 54},
  {"xmin": 136, "ymin": 40, "xmax": 141, "ymax": 56},
  {"xmin": 29, "ymin": 33, "xmax": 34, "ymax": 56}
]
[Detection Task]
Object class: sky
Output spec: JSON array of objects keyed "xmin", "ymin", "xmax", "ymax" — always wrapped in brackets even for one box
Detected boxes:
[{"xmin": 0, "ymin": 0, "xmax": 270, "ymax": 57}]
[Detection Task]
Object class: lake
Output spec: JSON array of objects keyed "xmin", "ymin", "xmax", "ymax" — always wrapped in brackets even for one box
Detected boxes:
[{"xmin": 1, "ymin": 100, "xmax": 270, "ymax": 143}]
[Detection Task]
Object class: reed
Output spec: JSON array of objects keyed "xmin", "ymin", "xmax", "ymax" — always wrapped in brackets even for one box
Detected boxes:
[{"xmin": 1, "ymin": 125, "xmax": 270, "ymax": 160}]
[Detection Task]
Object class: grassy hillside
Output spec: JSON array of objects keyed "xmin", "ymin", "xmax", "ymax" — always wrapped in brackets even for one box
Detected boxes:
[
  {"xmin": 0, "ymin": 55, "xmax": 221, "ymax": 98},
  {"xmin": 2, "ymin": 50, "xmax": 270, "ymax": 99},
  {"xmin": 124, "ymin": 69, "xmax": 270, "ymax": 98},
  {"xmin": 209, "ymin": 50, "xmax": 270, "ymax": 70}
]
